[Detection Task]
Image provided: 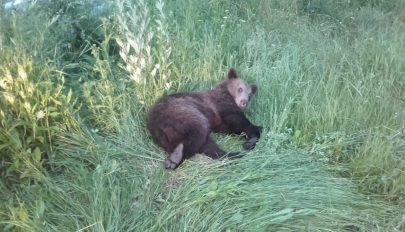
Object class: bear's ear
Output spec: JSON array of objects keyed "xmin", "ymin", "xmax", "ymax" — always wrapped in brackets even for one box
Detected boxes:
[
  {"xmin": 227, "ymin": 68, "xmax": 238, "ymax": 79},
  {"xmin": 251, "ymin": 84, "xmax": 257, "ymax": 94}
]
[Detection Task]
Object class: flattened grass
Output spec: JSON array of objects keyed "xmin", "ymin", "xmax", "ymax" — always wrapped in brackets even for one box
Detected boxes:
[{"xmin": 18, "ymin": 125, "xmax": 398, "ymax": 231}]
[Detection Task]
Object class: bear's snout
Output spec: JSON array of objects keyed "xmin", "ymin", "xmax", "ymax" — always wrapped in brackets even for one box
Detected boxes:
[{"xmin": 240, "ymin": 99, "xmax": 248, "ymax": 108}]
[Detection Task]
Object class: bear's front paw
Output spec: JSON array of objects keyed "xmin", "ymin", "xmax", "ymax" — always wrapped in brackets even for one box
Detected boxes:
[{"xmin": 243, "ymin": 137, "xmax": 258, "ymax": 150}]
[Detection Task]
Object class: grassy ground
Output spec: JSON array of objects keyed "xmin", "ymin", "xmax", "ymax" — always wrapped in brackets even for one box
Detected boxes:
[{"xmin": 1, "ymin": 0, "xmax": 404, "ymax": 231}]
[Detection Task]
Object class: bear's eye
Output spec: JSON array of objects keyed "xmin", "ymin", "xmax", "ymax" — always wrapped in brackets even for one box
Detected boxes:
[{"xmin": 238, "ymin": 87, "xmax": 243, "ymax": 93}]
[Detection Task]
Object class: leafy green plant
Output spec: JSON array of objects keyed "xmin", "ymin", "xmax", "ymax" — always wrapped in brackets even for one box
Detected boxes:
[
  {"xmin": 115, "ymin": 0, "xmax": 174, "ymax": 108},
  {"xmin": 0, "ymin": 58, "xmax": 75, "ymax": 187}
]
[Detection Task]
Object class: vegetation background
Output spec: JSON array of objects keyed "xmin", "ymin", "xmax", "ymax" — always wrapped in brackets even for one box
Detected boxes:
[{"xmin": 0, "ymin": 0, "xmax": 404, "ymax": 231}]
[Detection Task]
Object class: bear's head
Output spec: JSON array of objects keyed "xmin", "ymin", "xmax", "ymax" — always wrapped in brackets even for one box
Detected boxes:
[{"xmin": 223, "ymin": 68, "xmax": 257, "ymax": 110}]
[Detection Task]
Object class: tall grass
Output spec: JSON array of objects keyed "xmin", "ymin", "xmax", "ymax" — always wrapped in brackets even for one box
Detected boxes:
[{"xmin": 1, "ymin": 0, "xmax": 404, "ymax": 231}]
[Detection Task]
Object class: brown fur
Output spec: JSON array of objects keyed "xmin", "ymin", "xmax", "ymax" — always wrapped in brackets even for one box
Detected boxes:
[{"xmin": 147, "ymin": 68, "xmax": 261, "ymax": 169}]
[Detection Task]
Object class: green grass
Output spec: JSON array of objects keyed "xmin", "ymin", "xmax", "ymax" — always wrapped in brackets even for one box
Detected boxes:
[{"xmin": 1, "ymin": 0, "xmax": 405, "ymax": 231}]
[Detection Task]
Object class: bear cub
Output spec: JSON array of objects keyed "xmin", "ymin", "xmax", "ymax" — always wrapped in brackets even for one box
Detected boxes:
[{"xmin": 147, "ymin": 68, "xmax": 261, "ymax": 169}]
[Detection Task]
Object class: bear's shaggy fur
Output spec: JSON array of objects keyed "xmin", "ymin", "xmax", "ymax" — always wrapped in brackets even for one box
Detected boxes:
[{"xmin": 147, "ymin": 68, "xmax": 261, "ymax": 169}]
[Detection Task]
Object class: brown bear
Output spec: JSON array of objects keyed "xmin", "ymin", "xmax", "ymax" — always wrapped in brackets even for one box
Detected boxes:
[{"xmin": 147, "ymin": 68, "xmax": 261, "ymax": 169}]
